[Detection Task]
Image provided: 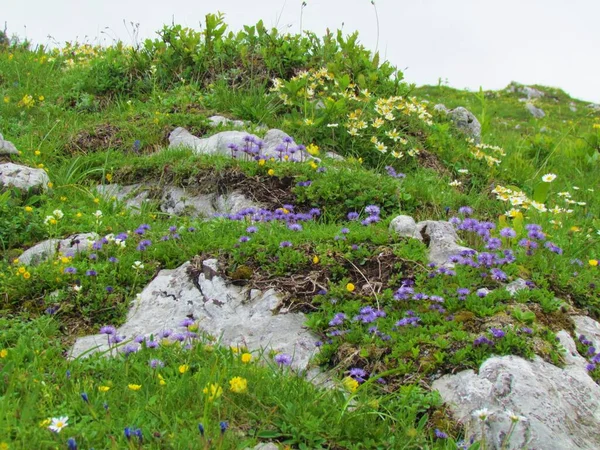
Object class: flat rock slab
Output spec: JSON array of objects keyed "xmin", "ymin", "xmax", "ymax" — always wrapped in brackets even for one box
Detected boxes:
[
  {"xmin": 0, "ymin": 137, "xmax": 19, "ymax": 156},
  {"xmin": 0, "ymin": 163, "xmax": 50, "ymax": 191},
  {"xmin": 71, "ymin": 259, "xmax": 319, "ymax": 370},
  {"xmin": 433, "ymin": 332, "xmax": 600, "ymax": 450},
  {"xmin": 18, "ymin": 232, "xmax": 98, "ymax": 266}
]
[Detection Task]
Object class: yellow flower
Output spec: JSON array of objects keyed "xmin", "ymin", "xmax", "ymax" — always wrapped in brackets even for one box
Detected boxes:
[
  {"xmin": 342, "ymin": 376, "xmax": 359, "ymax": 393},
  {"xmin": 0, "ymin": 349, "xmax": 8, "ymax": 358},
  {"xmin": 34, "ymin": 150, "xmax": 41, "ymax": 156},
  {"xmin": 105, "ymin": 173, "xmax": 113, "ymax": 182},
  {"xmin": 93, "ymin": 198, "xmax": 100, "ymax": 204},
  {"xmin": 346, "ymin": 283, "xmax": 355, "ymax": 292},
  {"xmin": 76, "ymin": 212, "xmax": 82, "ymax": 218},
  {"xmin": 303, "ymin": 118, "xmax": 314, "ymax": 126},
  {"xmin": 3, "ymin": 96, "xmax": 9, "ymax": 104},
  {"xmin": 590, "ymin": 259, "xmax": 599, "ymax": 267},
  {"xmin": 24, "ymin": 206, "xmax": 33, "ymax": 212},
  {"xmin": 258, "ymin": 159, "xmax": 266, "ymax": 166},
  {"xmin": 309, "ymin": 161, "xmax": 318, "ymax": 169},
  {"xmin": 0, "ymin": 441, "xmax": 8, "ymax": 450},
  {"xmin": 241, "ymin": 353, "xmax": 252, "ymax": 363},
  {"xmin": 203, "ymin": 383, "xmax": 223, "ymax": 401},
  {"xmin": 312, "ymin": 255, "xmax": 320, "ymax": 264},
  {"xmin": 178, "ymin": 364, "xmax": 189, "ymax": 374},
  {"xmin": 39, "ymin": 418, "xmax": 51, "ymax": 428},
  {"xmin": 38, "ymin": 95, "xmax": 44, "ymax": 101},
  {"xmin": 267, "ymin": 169, "xmax": 275, "ymax": 176},
  {"xmin": 23, "ymin": 272, "xmax": 31, "ymax": 280},
  {"xmin": 158, "ymin": 374, "xmax": 167, "ymax": 386},
  {"xmin": 98, "ymin": 386, "xmax": 111, "ymax": 392},
  {"xmin": 570, "ymin": 226, "xmax": 581, "ymax": 232},
  {"xmin": 47, "ymin": 182, "xmax": 53, "ymax": 189},
  {"xmin": 229, "ymin": 376, "xmax": 248, "ymax": 394},
  {"xmin": 306, "ymin": 143, "xmax": 319, "ymax": 156},
  {"xmin": 128, "ymin": 384, "xmax": 142, "ymax": 391},
  {"xmin": 18, "ymin": 267, "xmax": 26, "ymax": 274}
]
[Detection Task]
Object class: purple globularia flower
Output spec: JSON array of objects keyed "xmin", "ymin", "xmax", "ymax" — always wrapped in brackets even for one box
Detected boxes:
[
  {"xmin": 474, "ymin": 336, "xmax": 494, "ymax": 346},
  {"xmin": 239, "ymin": 236, "xmax": 250, "ymax": 243},
  {"xmin": 365, "ymin": 205, "xmax": 380, "ymax": 216},
  {"xmin": 340, "ymin": 227, "xmax": 350, "ymax": 235},
  {"xmin": 279, "ymin": 241, "xmax": 292, "ymax": 248},
  {"xmin": 457, "ymin": 288, "xmax": 470, "ymax": 297},
  {"xmin": 246, "ymin": 226, "xmax": 258, "ymax": 234},
  {"xmin": 100, "ymin": 325, "xmax": 116, "ymax": 335},
  {"xmin": 149, "ymin": 359, "xmax": 164, "ymax": 369},
  {"xmin": 329, "ymin": 313, "xmax": 346, "ymax": 327},
  {"xmin": 349, "ymin": 367, "xmax": 368, "ymax": 382},
  {"xmin": 121, "ymin": 344, "xmax": 139, "ymax": 355},
  {"xmin": 490, "ymin": 268, "xmax": 507, "ymax": 281},
  {"xmin": 586, "ymin": 363, "xmax": 596, "ymax": 372},
  {"xmin": 458, "ymin": 206, "xmax": 473, "ymax": 216},
  {"xmin": 347, "ymin": 212, "xmax": 359, "ymax": 221},
  {"xmin": 64, "ymin": 267, "xmax": 77, "ymax": 274},
  {"xmin": 180, "ymin": 318, "xmax": 195, "ymax": 328},
  {"xmin": 486, "ymin": 237, "xmax": 502, "ymax": 250},
  {"xmin": 490, "ymin": 328, "xmax": 505, "ymax": 339},
  {"xmin": 108, "ymin": 257, "xmax": 119, "ymax": 263},
  {"xmin": 274, "ymin": 353, "xmax": 292, "ymax": 366},
  {"xmin": 88, "ymin": 253, "xmax": 98, "ymax": 261},
  {"xmin": 288, "ymin": 223, "xmax": 303, "ymax": 232},
  {"xmin": 86, "ymin": 269, "xmax": 97, "ymax": 277},
  {"xmin": 137, "ymin": 239, "xmax": 152, "ymax": 251},
  {"xmin": 500, "ymin": 227, "xmax": 517, "ymax": 238},
  {"xmin": 145, "ymin": 339, "xmax": 159, "ymax": 349},
  {"xmin": 544, "ymin": 241, "xmax": 563, "ymax": 255},
  {"xmin": 169, "ymin": 225, "xmax": 177, "ymax": 233},
  {"xmin": 435, "ymin": 429, "xmax": 449, "ymax": 439}
]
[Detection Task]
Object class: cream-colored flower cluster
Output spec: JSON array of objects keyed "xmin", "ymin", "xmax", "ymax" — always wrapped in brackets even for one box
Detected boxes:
[
  {"xmin": 469, "ymin": 140, "xmax": 506, "ymax": 166},
  {"xmin": 492, "ymin": 185, "xmax": 573, "ymax": 216}
]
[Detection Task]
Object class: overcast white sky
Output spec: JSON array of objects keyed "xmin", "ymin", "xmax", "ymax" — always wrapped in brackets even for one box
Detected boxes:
[{"xmin": 4, "ymin": 0, "xmax": 600, "ymax": 102}]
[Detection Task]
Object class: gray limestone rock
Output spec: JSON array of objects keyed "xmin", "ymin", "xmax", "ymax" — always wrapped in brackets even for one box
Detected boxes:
[
  {"xmin": 448, "ymin": 107, "xmax": 481, "ymax": 144},
  {"xmin": 433, "ymin": 103, "xmax": 449, "ymax": 113},
  {"xmin": 18, "ymin": 233, "xmax": 98, "ymax": 266},
  {"xmin": 570, "ymin": 102, "xmax": 578, "ymax": 112},
  {"xmin": 505, "ymin": 278, "xmax": 529, "ymax": 296},
  {"xmin": 70, "ymin": 260, "xmax": 319, "ymax": 370},
  {"xmin": 169, "ymin": 127, "xmax": 260, "ymax": 156},
  {"xmin": 96, "ymin": 184, "xmax": 149, "ymax": 211},
  {"xmin": 433, "ymin": 336, "xmax": 600, "ymax": 450},
  {"xmin": 415, "ymin": 220, "xmax": 474, "ymax": 266},
  {"xmin": 0, "ymin": 137, "xmax": 19, "ymax": 156},
  {"xmin": 573, "ymin": 315, "xmax": 600, "ymax": 350},
  {"xmin": 389, "ymin": 215, "xmax": 422, "ymax": 240},
  {"xmin": 526, "ymin": 103, "xmax": 545, "ymax": 118},
  {"xmin": 208, "ymin": 115, "xmax": 246, "ymax": 128},
  {"xmin": 0, "ymin": 163, "xmax": 50, "ymax": 191}
]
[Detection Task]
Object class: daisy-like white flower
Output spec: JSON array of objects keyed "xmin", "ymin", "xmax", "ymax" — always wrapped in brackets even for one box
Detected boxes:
[
  {"xmin": 449, "ymin": 180, "xmax": 462, "ymax": 187},
  {"xmin": 472, "ymin": 408, "xmax": 491, "ymax": 422},
  {"xmin": 541, "ymin": 173, "xmax": 557, "ymax": 182},
  {"xmin": 48, "ymin": 416, "xmax": 69, "ymax": 433},
  {"xmin": 93, "ymin": 210, "xmax": 103, "ymax": 218},
  {"xmin": 52, "ymin": 209, "xmax": 64, "ymax": 219},
  {"xmin": 375, "ymin": 142, "xmax": 388, "ymax": 153},
  {"xmin": 505, "ymin": 410, "xmax": 527, "ymax": 423},
  {"xmin": 132, "ymin": 261, "xmax": 144, "ymax": 270}
]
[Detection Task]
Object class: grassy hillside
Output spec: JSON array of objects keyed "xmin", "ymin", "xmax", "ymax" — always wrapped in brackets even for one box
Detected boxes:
[{"xmin": 1, "ymin": 16, "xmax": 599, "ymax": 449}]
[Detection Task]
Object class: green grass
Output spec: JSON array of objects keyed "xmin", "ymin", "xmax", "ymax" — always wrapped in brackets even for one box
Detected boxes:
[{"xmin": 0, "ymin": 19, "xmax": 599, "ymax": 450}]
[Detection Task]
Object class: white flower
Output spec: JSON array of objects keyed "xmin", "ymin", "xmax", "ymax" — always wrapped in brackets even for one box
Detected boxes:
[
  {"xmin": 132, "ymin": 261, "xmax": 144, "ymax": 270},
  {"xmin": 449, "ymin": 180, "xmax": 462, "ymax": 187},
  {"xmin": 573, "ymin": 186, "xmax": 580, "ymax": 190},
  {"xmin": 44, "ymin": 215, "xmax": 56, "ymax": 225},
  {"xmin": 472, "ymin": 408, "xmax": 491, "ymax": 422},
  {"xmin": 93, "ymin": 210, "xmax": 103, "ymax": 218},
  {"xmin": 577, "ymin": 202, "xmax": 586, "ymax": 206},
  {"xmin": 375, "ymin": 142, "xmax": 388, "ymax": 153},
  {"xmin": 73, "ymin": 285, "xmax": 81, "ymax": 292},
  {"xmin": 326, "ymin": 123, "xmax": 339, "ymax": 128},
  {"xmin": 48, "ymin": 416, "xmax": 69, "ymax": 433},
  {"xmin": 505, "ymin": 410, "xmax": 526, "ymax": 423},
  {"xmin": 457, "ymin": 169, "xmax": 469, "ymax": 174},
  {"xmin": 542, "ymin": 173, "xmax": 557, "ymax": 183},
  {"xmin": 52, "ymin": 209, "xmax": 64, "ymax": 219}
]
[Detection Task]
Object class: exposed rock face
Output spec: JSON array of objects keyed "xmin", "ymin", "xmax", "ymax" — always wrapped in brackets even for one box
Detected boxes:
[
  {"xmin": 97, "ymin": 183, "xmax": 260, "ymax": 218},
  {"xmin": 507, "ymin": 82, "xmax": 544, "ymax": 99},
  {"xmin": 18, "ymin": 233, "xmax": 98, "ymax": 266},
  {"xmin": 433, "ymin": 103, "xmax": 449, "ymax": 113},
  {"xmin": 0, "ymin": 163, "xmax": 50, "ymax": 191},
  {"xmin": 526, "ymin": 103, "xmax": 545, "ymax": 118},
  {"xmin": 416, "ymin": 220, "xmax": 473, "ymax": 266},
  {"xmin": 0, "ymin": 134, "xmax": 19, "ymax": 156},
  {"xmin": 70, "ymin": 259, "xmax": 319, "ymax": 370},
  {"xmin": 169, "ymin": 127, "xmax": 312, "ymax": 161},
  {"xmin": 389, "ymin": 215, "xmax": 474, "ymax": 266},
  {"xmin": 433, "ymin": 332, "xmax": 600, "ymax": 450},
  {"xmin": 448, "ymin": 107, "xmax": 481, "ymax": 144},
  {"xmin": 573, "ymin": 315, "xmax": 600, "ymax": 350}
]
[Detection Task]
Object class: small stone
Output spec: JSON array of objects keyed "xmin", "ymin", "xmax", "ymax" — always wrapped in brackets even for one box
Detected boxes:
[
  {"xmin": 448, "ymin": 107, "xmax": 481, "ymax": 144},
  {"xmin": 0, "ymin": 163, "xmax": 50, "ymax": 191}
]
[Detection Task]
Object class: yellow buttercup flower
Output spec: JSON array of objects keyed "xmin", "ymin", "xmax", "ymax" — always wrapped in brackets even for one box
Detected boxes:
[
  {"xmin": 241, "ymin": 353, "xmax": 252, "ymax": 363},
  {"xmin": 309, "ymin": 161, "xmax": 318, "ymax": 169},
  {"xmin": 203, "ymin": 383, "xmax": 223, "ymax": 401},
  {"xmin": 98, "ymin": 386, "xmax": 111, "ymax": 392},
  {"xmin": 23, "ymin": 272, "xmax": 31, "ymax": 280},
  {"xmin": 0, "ymin": 441, "xmax": 9, "ymax": 450},
  {"xmin": 590, "ymin": 259, "xmax": 599, "ymax": 267},
  {"xmin": 0, "ymin": 349, "xmax": 8, "ymax": 358},
  {"xmin": 342, "ymin": 376, "xmax": 359, "ymax": 393},
  {"xmin": 158, "ymin": 374, "xmax": 167, "ymax": 386},
  {"xmin": 128, "ymin": 384, "xmax": 142, "ymax": 391},
  {"xmin": 24, "ymin": 206, "xmax": 33, "ymax": 212},
  {"xmin": 105, "ymin": 173, "xmax": 113, "ymax": 182},
  {"xmin": 346, "ymin": 283, "xmax": 355, "ymax": 292},
  {"xmin": 229, "ymin": 376, "xmax": 248, "ymax": 394},
  {"xmin": 18, "ymin": 267, "xmax": 26, "ymax": 274},
  {"xmin": 258, "ymin": 159, "xmax": 265, "ymax": 166},
  {"xmin": 34, "ymin": 150, "xmax": 41, "ymax": 156},
  {"xmin": 306, "ymin": 143, "xmax": 319, "ymax": 156},
  {"xmin": 267, "ymin": 169, "xmax": 275, "ymax": 176},
  {"xmin": 178, "ymin": 364, "xmax": 189, "ymax": 374},
  {"xmin": 312, "ymin": 255, "xmax": 320, "ymax": 264}
]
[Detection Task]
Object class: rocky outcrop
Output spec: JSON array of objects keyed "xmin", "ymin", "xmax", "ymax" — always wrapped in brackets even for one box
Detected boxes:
[
  {"xmin": 389, "ymin": 215, "xmax": 474, "ymax": 266},
  {"xmin": 0, "ymin": 133, "xmax": 19, "ymax": 156},
  {"xmin": 0, "ymin": 163, "xmax": 50, "ymax": 191},
  {"xmin": 526, "ymin": 103, "xmax": 545, "ymax": 118},
  {"xmin": 448, "ymin": 107, "xmax": 481, "ymax": 144},
  {"xmin": 18, "ymin": 233, "xmax": 98, "ymax": 266},
  {"xmin": 433, "ymin": 330, "xmax": 600, "ymax": 449},
  {"xmin": 70, "ymin": 259, "xmax": 319, "ymax": 370}
]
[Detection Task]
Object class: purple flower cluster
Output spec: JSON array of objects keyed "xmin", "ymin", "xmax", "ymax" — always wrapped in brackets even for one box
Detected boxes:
[
  {"xmin": 395, "ymin": 310, "xmax": 421, "ymax": 327},
  {"xmin": 579, "ymin": 334, "xmax": 600, "ymax": 372},
  {"xmin": 349, "ymin": 367, "xmax": 368, "ymax": 383},
  {"xmin": 385, "ymin": 166, "xmax": 406, "ymax": 179},
  {"xmin": 361, "ymin": 205, "xmax": 381, "ymax": 226},
  {"xmin": 354, "ymin": 306, "xmax": 386, "ymax": 324}
]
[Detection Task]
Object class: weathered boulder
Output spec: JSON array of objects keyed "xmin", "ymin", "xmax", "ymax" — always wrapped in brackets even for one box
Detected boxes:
[
  {"xmin": 587, "ymin": 103, "xmax": 600, "ymax": 111},
  {"xmin": 169, "ymin": 127, "xmax": 260, "ymax": 156},
  {"xmin": 433, "ymin": 332, "xmax": 600, "ymax": 450},
  {"xmin": 97, "ymin": 184, "xmax": 149, "ymax": 211},
  {"xmin": 569, "ymin": 102, "xmax": 578, "ymax": 112},
  {"xmin": 433, "ymin": 103, "xmax": 449, "ymax": 113},
  {"xmin": 389, "ymin": 215, "xmax": 422, "ymax": 240},
  {"xmin": 18, "ymin": 232, "xmax": 98, "ymax": 266},
  {"xmin": 160, "ymin": 187, "xmax": 258, "ymax": 218},
  {"xmin": 0, "ymin": 135, "xmax": 19, "ymax": 156},
  {"xmin": 505, "ymin": 278, "xmax": 529, "ymax": 296},
  {"xmin": 507, "ymin": 82, "xmax": 544, "ymax": 99},
  {"xmin": 0, "ymin": 163, "xmax": 50, "ymax": 191},
  {"xmin": 573, "ymin": 315, "xmax": 600, "ymax": 350},
  {"xmin": 70, "ymin": 259, "xmax": 319, "ymax": 370},
  {"xmin": 526, "ymin": 103, "xmax": 545, "ymax": 118},
  {"xmin": 448, "ymin": 107, "xmax": 481, "ymax": 144},
  {"xmin": 416, "ymin": 220, "xmax": 474, "ymax": 266}
]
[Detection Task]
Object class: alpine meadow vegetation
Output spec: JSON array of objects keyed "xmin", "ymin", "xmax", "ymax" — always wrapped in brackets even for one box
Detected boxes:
[{"xmin": 1, "ymin": 12, "xmax": 599, "ymax": 450}]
